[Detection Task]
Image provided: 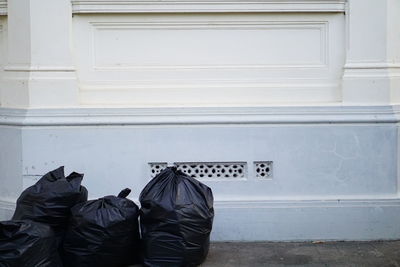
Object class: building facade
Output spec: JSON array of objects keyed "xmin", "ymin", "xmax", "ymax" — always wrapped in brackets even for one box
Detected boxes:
[{"xmin": 0, "ymin": 0, "xmax": 400, "ymax": 241}]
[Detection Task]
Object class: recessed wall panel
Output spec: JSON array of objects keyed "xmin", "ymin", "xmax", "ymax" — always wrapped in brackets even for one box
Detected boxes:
[
  {"xmin": 74, "ymin": 13, "xmax": 345, "ymax": 106},
  {"xmin": 93, "ymin": 22, "xmax": 326, "ymax": 69}
]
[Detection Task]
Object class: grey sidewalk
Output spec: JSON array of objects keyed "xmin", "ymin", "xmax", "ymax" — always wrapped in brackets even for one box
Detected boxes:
[{"xmin": 199, "ymin": 241, "xmax": 400, "ymax": 267}]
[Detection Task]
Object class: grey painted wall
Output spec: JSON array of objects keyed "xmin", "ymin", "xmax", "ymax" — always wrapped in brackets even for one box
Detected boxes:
[
  {"xmin": 20, "ymin": 125, "xmax": 398, "ymax": 201},
  {"xmin": 0, "ymin": 108, "xmax": 399, "ymax": 240},
  {"xmin": 0, "ymin": 126, "xmax": 22, "ymax": 202}
]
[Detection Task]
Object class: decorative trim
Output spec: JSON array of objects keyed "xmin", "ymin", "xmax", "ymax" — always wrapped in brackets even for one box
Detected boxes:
[
  {"xmin": 4, "ymin": 65, "xmax": 76, "ymax": 72},
  {"xmin": 71, "ymin": 0, "xmax": 346, "ymax": 14},
  {"xmin": 79, "ymin": 84, "xmax": 341, "ymax": 106},
  {"xmin": 214, "ymin": 198, "xmax": 400, "ymax": 208},
  {"xmin": 343, "ymin": 63, "xmax": 400, "ymax": 77},
  {"xmin": 0, "ymin": 105, "xmax": 398, "ymax": 126},
  {"xmin": 0, "ymin": 1, "xmax": 348, "ymax": 16},
  {"xmin": 91, "ymin": 21, "xmax": 328, "ymax": 70},
  {"xmin": 2, "ymin": 197, "xmax": 400, "ymax": 209},
  {"xmin": 254, "ymin": 161, "xmax": 273, "ymax": 179},
  {"xmin": 2, "ymin": 198, "xmax": 400, "ymax": 240},
  {"xmin": 0, "ymin": 0, "xmax": 6, "ymax": 16},
  {"xmin": 344, "ymin": 63, "xmax": 400, "ymax": 70}
]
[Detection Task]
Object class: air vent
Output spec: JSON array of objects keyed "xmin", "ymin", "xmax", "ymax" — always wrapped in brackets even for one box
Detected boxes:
[
  {"xmin": 149, "ymin": 162, "xmax": 247, "ymax": 179},
  {"xmin": 254, "ymin": 161, "xmax": 273, "ymax": 178},
  {"xmin": 176, "ymin": 162, "xmax": 246, "ymax": 179},
  {"xmin": 149, "ymin": 162, "xmax": 168, "ymax": 178}
]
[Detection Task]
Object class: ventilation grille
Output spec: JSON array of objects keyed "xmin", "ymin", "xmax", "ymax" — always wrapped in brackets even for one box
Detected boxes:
[
  {"xmin": 149, "ymin": 162, "xmax": 246, "ymax": 179},
  {"xmin": 149, "ymin": 162, "xmax": 168, "ymax": 178},
  {"xmin": 176, "ymin": 162, "xmax": 246, "ymax": 179},
  {"xmin": 149, "ymin": 161, "xmax": 273, "ymax": 179},
  {"xmin": 254, "ymin": 161, "xmax": 273, "ymax": 178}
]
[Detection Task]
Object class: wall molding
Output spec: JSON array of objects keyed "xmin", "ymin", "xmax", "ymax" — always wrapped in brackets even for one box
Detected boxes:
[
  {"xmin": 0, "ymin": 0, "xmax": 6, "ymax": 16},
  {"xmin": 71, "ymin": 0, "xmax": 346, "ymax": 14},
  {"xmin": 4, "ymin": 65, "xmax": 76, "ymax": 72},
  {"xmin": 75, "ymin": 14, "xmax": 344, "ymax": 106},
  {"xmin": 91, "ymin": 20, "xmax": 328, "ymax": 70},
  {"xmin": 344, "ymin": 63, "xmax": 400, "ymax": 70},
  {"xmin": 0, "ymin": 105, "xmax": 399, "ymax": 126},
  {"xmin": 0, "ymin": 0, "xmax": 346, "ymax": 15},
  {"xmin": 215, "ymin": 198, "xmax": 400, "ymax": 208},
  {"xmin": 1, "ymin": 197, "xmax": 400, "ymax": 241},
  {"xmin": 1, "ymin": 197, "xmax": 400, "ymax": 210},
  {"xmin": 343, "ymin": 63, "xmax": 400, "ymax": 79}
]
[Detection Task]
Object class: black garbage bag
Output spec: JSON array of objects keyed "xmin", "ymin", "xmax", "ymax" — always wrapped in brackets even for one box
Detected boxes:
[
  {"xmin": 0, "ymin": 220, "xmax": 63, "ymax": 267},
  {"xmin": 140, "ymin": 167, "xmax": 214, "ymax": 267},
  {"xmin": 12, "ymin": 166, "xmax": 88, "ymax": 236},
  {"xmin": 62, "ymin": 188, "xmax": 141, "ymax": 267}
]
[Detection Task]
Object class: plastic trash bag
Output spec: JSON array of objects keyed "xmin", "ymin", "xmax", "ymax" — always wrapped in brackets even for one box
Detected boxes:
[
  {"xmin": 62, "ymin": 188, "xmax": 141, "ymax": 267},
  {"xmin": 140, "ymin": 167, "xmax": 214, "ymax": 267},
  {"xmin": 12, "ymin": 166, "xmax": 88, "ymax": 236},
  {"xmin": 0, "ymin": 220, "xmax": 63, "ymax": 267}
]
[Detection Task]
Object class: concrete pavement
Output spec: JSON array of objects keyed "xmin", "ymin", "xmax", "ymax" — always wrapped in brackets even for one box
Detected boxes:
[{"xmin": 200, "ymin": 241, "xmax": 400, "ymax": 267}]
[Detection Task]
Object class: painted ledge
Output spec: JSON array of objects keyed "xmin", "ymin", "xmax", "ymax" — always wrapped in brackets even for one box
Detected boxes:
[
  {"xmin": 0, "ymin": 105, "xmax": 399, "ymax": 126},
  {"xmin": 71, "ymin": 0, "xmax": 346, "ymax": 14},
  {"xmin": 1, "ymin": 198, "xmax": 400, "ymax": 209}
]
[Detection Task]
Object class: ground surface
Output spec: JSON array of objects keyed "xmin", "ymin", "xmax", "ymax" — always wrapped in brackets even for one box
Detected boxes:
[{"xmin": 197, "ymin": 241, "xmax": 400, "ymax": 267}]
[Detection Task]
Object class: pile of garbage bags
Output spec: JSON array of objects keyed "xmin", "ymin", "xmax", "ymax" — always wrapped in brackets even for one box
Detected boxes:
[{"xmin": 0, "ymin": 166, "xmax": 214, "ymax": 267}]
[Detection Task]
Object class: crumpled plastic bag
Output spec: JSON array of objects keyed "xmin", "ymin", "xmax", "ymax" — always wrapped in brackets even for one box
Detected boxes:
[
  {"xmin": 140, "ymin": 167, "xmax": 214, "ymax": 267},
  {"xmin": 62, "ymin": 188, "xmax": 141, "ymax": 267},
  {"xmin": 12, "ymin": 166, "xmax": 88, "ymax": 236},
  {"xmin": 0, "ymin": 220, "xmax": 63, "ymax": 267}
]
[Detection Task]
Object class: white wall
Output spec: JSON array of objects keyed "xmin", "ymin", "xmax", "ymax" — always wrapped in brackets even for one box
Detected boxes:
[
  {"xmin": 74, "ymin": 13, "xmax": 345, "ymax": 106},
  {"xmin": 0, "ymin": 0, "xmax": 399, "ymax": 107}
]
